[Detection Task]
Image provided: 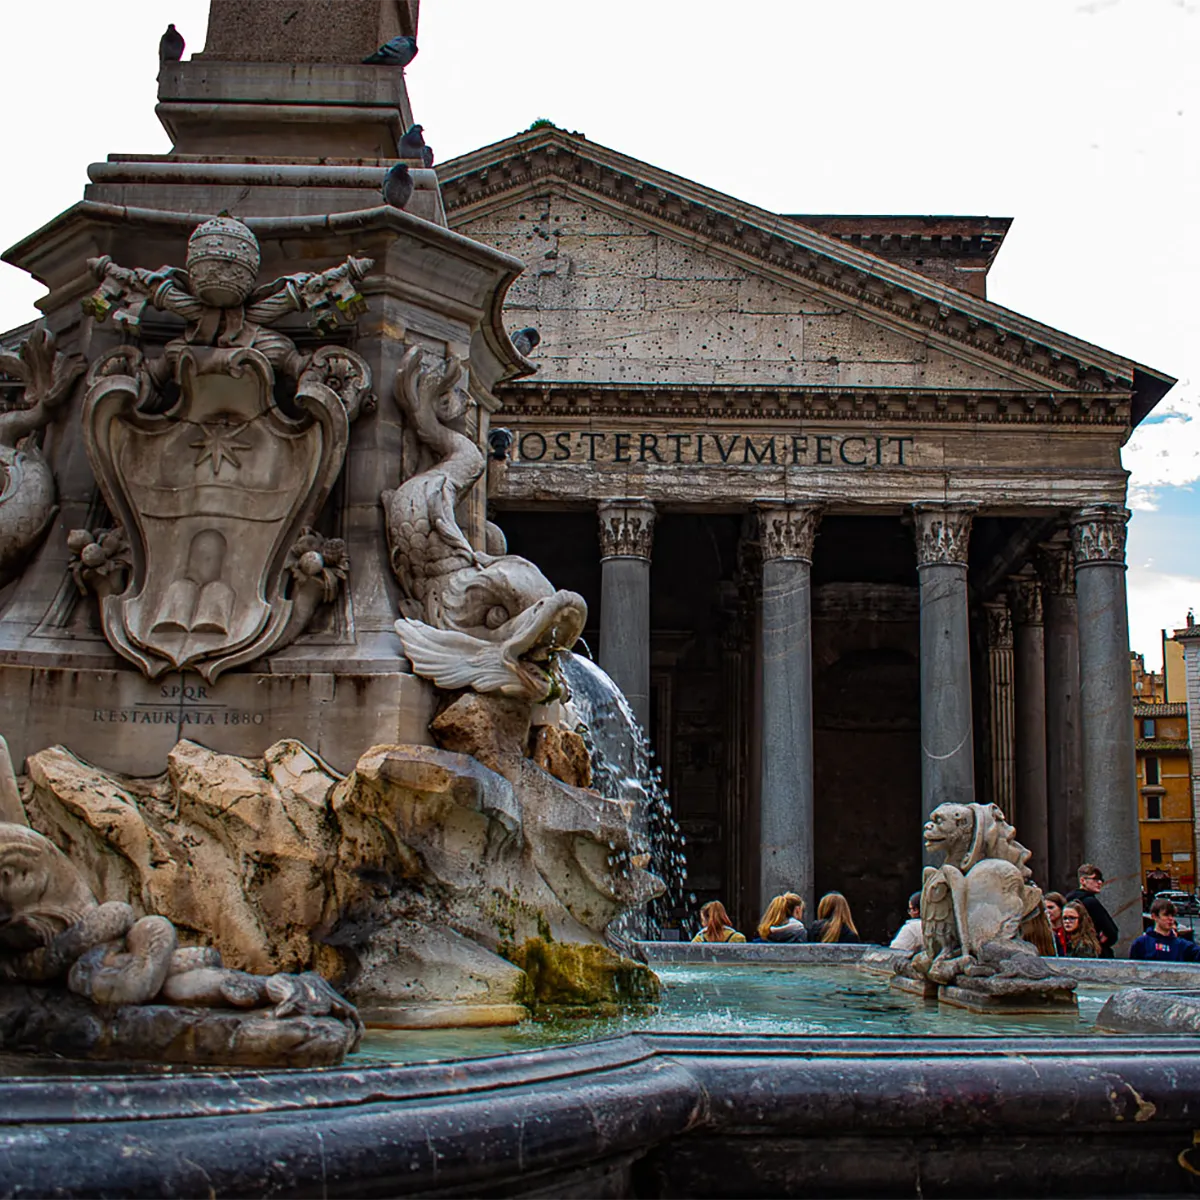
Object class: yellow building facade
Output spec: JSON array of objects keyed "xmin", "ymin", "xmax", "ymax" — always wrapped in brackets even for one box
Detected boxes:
[{"xmin": 1131, "ymin": 651, "xmax": 1193, "ymax": 890}]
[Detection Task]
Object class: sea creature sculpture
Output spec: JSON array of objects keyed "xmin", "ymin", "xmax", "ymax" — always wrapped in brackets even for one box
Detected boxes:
[
  {"xmin": 0, "ymin": 326, "xmax": 85, "ymax": 584},
  {"xmin": 383, "ymin": 345, "xmax": 586, "ymax": 701},
  {"xmin": 0, "ymin": 821, "xmax": 361, "ymax": 1064},
  {"xmin": 906, "ymin": 802, "xmax": 1073, "ymax": 1009}
]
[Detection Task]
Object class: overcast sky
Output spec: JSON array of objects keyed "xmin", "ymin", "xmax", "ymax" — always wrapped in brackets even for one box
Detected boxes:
[{"xmin": 2, "ymin": 0, "xmax": 1197, "ymax": 668}]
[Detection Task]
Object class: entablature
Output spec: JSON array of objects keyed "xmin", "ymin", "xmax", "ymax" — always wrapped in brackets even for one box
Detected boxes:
[{"xmin": 494, "ymin": 382, "xmax": 1132, "ymax": 427}]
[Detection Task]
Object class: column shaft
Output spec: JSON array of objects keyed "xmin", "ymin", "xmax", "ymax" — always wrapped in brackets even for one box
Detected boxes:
[
  {"xmin": 1039, "ymin": 537, "xmax": 1085, "ymax": 891},
  {"xmin": 597, "ymin": 501, "xmax": 656, "ymax": 732},
  {"xmin": 1073, "ymin": 505, "xmax": 1140, "ymax": 950},
  {"xmin": 1010, "ymin": 571, "xmax": 1049, "ymax": 883},
  {"xmin": 757, "ymin": 504, "xmax": 821, "ymax": 914},
  {"xmin": 985, "ymin": 600, "xmax": 1016, "ymax": 815},
  {"xmin": 914, "ymin": 506, "xmax": 976, "ymax": 817}
]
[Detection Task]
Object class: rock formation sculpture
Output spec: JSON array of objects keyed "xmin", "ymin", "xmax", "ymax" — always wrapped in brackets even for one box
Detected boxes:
[
  {"xmin": 0, "ymin": 822, "xmax": 361, "ymax": 1066},
  {"xmin": 71, "ymin": 216, "xmax": 374, "ymax": 681},
  {"xmin": 896, "ymin": 802, "xmax": 1076, "ymax": 1011},
  {"xmin": 17, "ymin": 736, "xmax": 661, "ymax": 1028},
  {"xmin": 383, "ymin": 345, "xmax": 586, "ymax": 701},
  {"xmin": 0, "ymin": 326, "xmax": 85, "ymax": 584}
]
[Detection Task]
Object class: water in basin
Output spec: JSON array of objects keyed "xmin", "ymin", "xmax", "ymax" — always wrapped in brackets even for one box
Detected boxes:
[{"xmin": 351, "ymin": 963, "xmax": 1119, "ymax": 1067}]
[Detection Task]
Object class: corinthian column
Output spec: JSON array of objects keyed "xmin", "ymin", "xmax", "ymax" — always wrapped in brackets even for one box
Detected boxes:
[
  {"xmin": 756, "ymin": 502, "xmax": 822, "ymax": 913},
  {"xmin": 913, "ymin": 505, "xmax": 975, "ymax": 816},
  {"xmin": 1072, "ymin": 504, "xmax": 1140, "ymax": 950},
  {"xmin": 1009, "ymin": 569, "xmax": 1049, "ymax": 881},
  {"xmin": 598, "ymin": 500, "xmax": 656, "ymax": 731},
  {"xmin": 1038, "ymin": 534, "xmax": 1084, "ymax": 890}
]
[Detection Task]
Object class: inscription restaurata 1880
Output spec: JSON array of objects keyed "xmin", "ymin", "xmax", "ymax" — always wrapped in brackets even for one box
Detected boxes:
[
  {"xmin": 511, "ymin": 429, "xmax": 915, "ymax": 467},
  {"xmin": 91, "ymin": 681, "xmax": 265, "ymax": 727}
]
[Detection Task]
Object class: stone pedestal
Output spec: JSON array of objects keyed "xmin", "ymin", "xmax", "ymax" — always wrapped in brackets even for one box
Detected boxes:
[
  {"xmin": 1009, "ymin": 569, "xmax": 1049, "ymax": 883},
  {"xmin": 1039, "ymin": 535, "xmax": 1085, "ymax": 889},
  {"xmin": 1072, "ymin": 505, "xmax": 1140, "ymax": 951},
  {"xmin": 597, "ymin": 501, "xmax": 656, "ymax": 732},
  {"xmin": 199, "ymin": 0, "xmax": 417, "ymax": 64},
  {"xmin": 913, "ymin": 505, "xmax": 975, "ymax": 819},
  {"xmin": 755, "ymin": 503, "xmax": 821, "ymax": 913}
]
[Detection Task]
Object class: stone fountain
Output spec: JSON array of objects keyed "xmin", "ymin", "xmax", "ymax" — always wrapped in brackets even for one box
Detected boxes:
[
  {"xmin": 0, "ymin": 0, "xmax": 661, "ymax": 1065},
  {"xmin": 884, "ymin": 800, "xmax": 1078, "ymax": 1013}
]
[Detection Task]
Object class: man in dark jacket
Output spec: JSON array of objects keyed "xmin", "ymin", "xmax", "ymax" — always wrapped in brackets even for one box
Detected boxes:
[
  {"xmin": 1130, "ymin": 898, "xmax": 1200, "ymax": 962},
  {"xmin": 1065, "ymin": 864, "xmax": 1120, "ymax": 959}
]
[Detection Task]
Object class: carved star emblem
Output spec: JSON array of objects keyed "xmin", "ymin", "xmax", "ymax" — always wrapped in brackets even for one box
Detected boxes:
[{"xmin": 190, "ymin": 422, "xmax": 251, "ymax": 475}]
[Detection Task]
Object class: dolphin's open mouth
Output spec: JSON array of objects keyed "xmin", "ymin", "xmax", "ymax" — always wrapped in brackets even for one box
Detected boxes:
[{"xmin": 497, "ymin": 590, "xmax": 587, "ymax": 699}]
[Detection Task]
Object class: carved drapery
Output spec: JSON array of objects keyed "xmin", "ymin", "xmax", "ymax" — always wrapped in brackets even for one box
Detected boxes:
[
  {"xmin": 597, "ymin": 499, "xmax": 656, "ymax": 561},
  {"xmin": 755, "ymin": 502, "xmax": 822, "ymax": 563},
  {"xmin": 1070, "ymin": 505, "xmax": 1129, "ymax": 567},
  {"xmin": 912, "ymin": 504, "xmax": 973, "ymax": 567}
]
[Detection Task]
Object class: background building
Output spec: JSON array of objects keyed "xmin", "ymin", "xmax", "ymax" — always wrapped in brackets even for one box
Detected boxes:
[{"xmin": 1131, "ymin": 651, "xmax": 1192, "ymax": 889}]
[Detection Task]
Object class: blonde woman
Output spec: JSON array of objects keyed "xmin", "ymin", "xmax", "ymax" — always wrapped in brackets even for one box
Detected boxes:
[
  {"xmin": 691, "ymin": 900, "xmax": 746, "ymax": 944},
  {"xmin": 807, "ymin": 892, "xmax": 860, "ymax": 944},
  {"xmin": 757, "ymin": 893, "xmax": 807, "ymax": 943}
]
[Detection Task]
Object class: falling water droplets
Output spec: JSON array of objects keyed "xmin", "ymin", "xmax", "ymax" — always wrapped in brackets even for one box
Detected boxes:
[{"xmin": 559, "ymin": 651, "xmax": 688, "ymax": 940}]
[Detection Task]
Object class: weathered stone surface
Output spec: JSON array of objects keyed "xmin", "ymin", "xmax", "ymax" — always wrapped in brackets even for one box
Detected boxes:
[
  {"xmin": 21, "ymin": 739, "xmax": 662, "ymax": 1022},
  {"xmin": 200, "ymin": 0, "xmax": 414, "ymax": 64},
  {"xmin": 430, "ymin": 692, "xmax": 532, "ymax": 772},
  {"xmin": 530, "ymin": 723, "xmax": 592, "ymax": 789},
  {"xmin": 506, "ymin": 938, "xmax": 659, "ymax": 1011},
  {"xmin": 1095, "ymin": 987, "xmax": 1200, "ymax": 1034},
  {"xmin": 0, "ymin": 984, "xmax": 357, "ymax": 1067}
]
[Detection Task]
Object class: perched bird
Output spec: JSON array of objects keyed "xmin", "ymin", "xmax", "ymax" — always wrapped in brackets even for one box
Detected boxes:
[
  {"xmin": 159, "ymin": 23, "xmax": 185, "ymax": 63},
  {"xmin": 421, "ymin": 144, "xmax": 435, "ymax": 169},
  {"xmin": 510, "ymin": 327, "xmax": 541, "ymax": 357},
  {"xmin": 363, "ymin": 35, "xmax": 417, "ymax": 67},
  {"xmin": 398, "ymin": 124, "xmax": 426, "ymax": 160},
  {"xmin": 381, "ymin": 163, "xmax": 414, "ymax": 210}
]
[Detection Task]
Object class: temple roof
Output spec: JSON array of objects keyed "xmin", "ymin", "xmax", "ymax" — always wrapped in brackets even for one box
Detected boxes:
[{"xmin": 439, "ymin": 127, "xmax": 1173, "ymax": 425}]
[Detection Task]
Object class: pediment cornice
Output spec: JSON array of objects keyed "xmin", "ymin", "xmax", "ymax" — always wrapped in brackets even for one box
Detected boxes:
[
  {"xmin": 494, "ymin": 380, "xmax": 1130, "ymax": 428},
  {"xmin": 440, "ymin": 129, "xmax": 1174, "ymax": 423}
]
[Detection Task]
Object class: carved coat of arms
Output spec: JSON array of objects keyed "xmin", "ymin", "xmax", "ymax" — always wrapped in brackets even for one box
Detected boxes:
[{"xmin": 73, "ymin": 217, "xmax": 372, "ymax": 681}]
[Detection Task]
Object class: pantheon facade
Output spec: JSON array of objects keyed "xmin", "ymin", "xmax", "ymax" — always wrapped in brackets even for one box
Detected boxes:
[{"xmin": 441, "ymin": 128, "xmax": 1173, "ymax": 941}]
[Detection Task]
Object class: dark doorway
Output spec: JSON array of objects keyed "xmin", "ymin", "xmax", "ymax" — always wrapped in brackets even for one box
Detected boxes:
[{"xmin": 810, "ymin": 516, "xmax": 922, "ymax": 945}]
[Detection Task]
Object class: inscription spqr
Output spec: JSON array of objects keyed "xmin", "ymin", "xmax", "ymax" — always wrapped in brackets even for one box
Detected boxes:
[{"xmin": 93, "ymin": 682, "xmax": 264, "ymax": 727}]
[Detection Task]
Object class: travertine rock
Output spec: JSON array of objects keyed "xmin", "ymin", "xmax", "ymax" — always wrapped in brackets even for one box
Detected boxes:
[
  {"xmin": 20, "ymin": 738, "xmax": 663, "ymax": 1023},
  {"xmin": 530, "ymin": 724, "xmax": 592, "ymax": 789}
]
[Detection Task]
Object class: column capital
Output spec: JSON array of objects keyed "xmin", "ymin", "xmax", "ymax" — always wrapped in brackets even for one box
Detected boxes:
[
  {"xmin": 598, "ymin": 499, "xmax": 656, "ymax": 561},
  {"xmin": 912, "ymin": 503, "xmax": 974, "ymax": 567},
  {"xmin": 1036, "ymin": 534, "xmax": 1076, "ymax": 597},
  {"xmin": 755, "ymin": 502, "xmax": 823, "ymax": 563},
  {"xmin": 1070, "ymin": 504, "xmax": 1130, "ymax": 569},
  {"xmin": 984, "ymin": 598, "xmax": 1013, "ymax": 650},
  {"xmin": 1008, "ymin": 569, "xmax": 1044, "ymax": 627}
]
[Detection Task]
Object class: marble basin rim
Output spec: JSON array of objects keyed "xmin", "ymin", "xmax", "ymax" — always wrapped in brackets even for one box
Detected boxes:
[{"xmin": 4, "ymin": 1026, "xmax": 1200, "ymax": 1198}]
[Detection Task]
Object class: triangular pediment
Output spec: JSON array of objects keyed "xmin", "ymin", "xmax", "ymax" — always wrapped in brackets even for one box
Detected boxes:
[
  {"xmin": 440, "ymin": 129, "xmax": 1173, "ymax": 421},
  {"xmin": 449, "ymin": 188, "xmax": 1078, "ymax": 397}
]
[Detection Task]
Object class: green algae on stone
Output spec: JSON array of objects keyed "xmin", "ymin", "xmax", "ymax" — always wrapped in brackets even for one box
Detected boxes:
[{"xmin": 506, "ymin": 938, "xmax": 660, "ymax": 1010}]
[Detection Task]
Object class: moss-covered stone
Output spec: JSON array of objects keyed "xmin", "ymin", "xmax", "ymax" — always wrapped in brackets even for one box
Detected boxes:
[{"xmin": 505, "ymin": 938, "xmax": 660, "ymax": 1009}]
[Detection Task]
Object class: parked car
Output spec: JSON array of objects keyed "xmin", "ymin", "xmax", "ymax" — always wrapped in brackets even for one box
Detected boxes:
[{"xmin": 1156, "ymin": 890, "xmax": 1200, "ymax": 916}]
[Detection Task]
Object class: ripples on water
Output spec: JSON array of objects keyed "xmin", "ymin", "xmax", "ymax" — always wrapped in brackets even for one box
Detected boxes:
[{"xmin": 353, "ymin": 964, "xmax": 1116, "ymax": 1066}]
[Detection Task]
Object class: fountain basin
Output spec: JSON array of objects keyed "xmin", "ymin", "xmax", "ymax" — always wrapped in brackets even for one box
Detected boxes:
[{"xmin": 5, "ymin": 958, "xmax": 1200, "ymax": 1196}]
